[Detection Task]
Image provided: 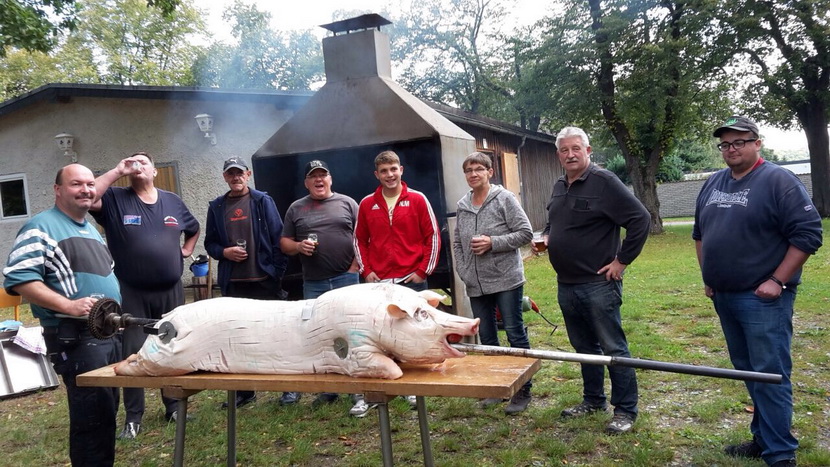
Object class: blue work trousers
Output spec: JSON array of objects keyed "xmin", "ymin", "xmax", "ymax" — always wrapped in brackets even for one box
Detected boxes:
[
  {"xmin": 558, "ymin": 280, "xmax": 638, "ymax": 418},
  {"xmin": 712, "ymin": 289, "xmax": 798, "ymax": 465}
]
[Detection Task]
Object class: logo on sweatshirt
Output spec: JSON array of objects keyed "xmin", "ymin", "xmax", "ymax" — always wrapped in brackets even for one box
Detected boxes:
[
  {"xmin": 163, "ymin": 216, "xmax": 179, "ymax": 226},
  {"xmin": 705, "ymin": 189, "xmax": 750, "ymax": 208}
]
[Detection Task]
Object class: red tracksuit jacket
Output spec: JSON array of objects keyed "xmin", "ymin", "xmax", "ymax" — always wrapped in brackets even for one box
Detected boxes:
[{"xmin": 354, "ymin": 182, "xmax": 441, "ymax": 280}]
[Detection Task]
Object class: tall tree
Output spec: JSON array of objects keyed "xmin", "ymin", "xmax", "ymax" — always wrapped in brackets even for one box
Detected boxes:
[
  {"xmin": 191, "ymin": 1, "xmax": 323, "ymax": 90},
  {"xmin": 74, "ymin": 0, "xmax": 203, "ymax": 85},
  {"xmin": 0, "ymin": 0, "xmax": 180, "ymax": 55},
  {"xmin": 536, "ymin": 0, "xmax": 732, "ymax": 233},
  {"xmin": 725, "ymin": 0, "xmax": 830, "ymax": 216},
  {"xmin": 0, "ymin": 36, "xmax": 97, "ymax": 99},
  {"xmin": 389, "ymin": 0, "xmax": 543, "ymax": 128}
]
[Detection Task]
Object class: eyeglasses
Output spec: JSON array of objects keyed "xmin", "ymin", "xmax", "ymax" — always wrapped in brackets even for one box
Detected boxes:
[
  {"xmin": 463, "ymin": 167, "xmax": 489, "ymax": 174},
  {"xmin": 716, "ymin": 139, "xmax": 757, "ymax": 152}
]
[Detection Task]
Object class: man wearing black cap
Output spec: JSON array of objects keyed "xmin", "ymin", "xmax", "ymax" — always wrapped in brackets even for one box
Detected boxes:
[
  {"xmin": 280, "ymin": 160, "xmax": 366, "ymax": 412},
  {"xmin": 205, "ymin": 156, "xmax": 288, "ymax": 408},
  {"xmin": 693, "ymin": 116, "xmax": 823, "ymax": 467}
]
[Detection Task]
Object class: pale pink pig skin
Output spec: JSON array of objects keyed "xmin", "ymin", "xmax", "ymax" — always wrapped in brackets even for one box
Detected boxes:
[{"xmin": 114, "ymin": 283, "xmax": 480, "ymax": 379}]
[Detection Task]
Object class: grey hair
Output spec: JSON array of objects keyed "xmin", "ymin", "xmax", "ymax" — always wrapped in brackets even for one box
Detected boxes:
[
  {"xmin": 556, "ymin": 127, "xmax": 590, "ymax": 148},
  {"xmin": 463, "ymin": 152, "xmax": 493, "ymax": 170}
]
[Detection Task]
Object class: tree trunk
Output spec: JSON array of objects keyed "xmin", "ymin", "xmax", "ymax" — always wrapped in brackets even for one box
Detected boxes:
[
  {"xmin": 626, "ymin": 153, "xmax": 664, "ymax": 235},
  {"xmin": 796, "ymin": 103, "xmax": 830, "ymax": 216}
]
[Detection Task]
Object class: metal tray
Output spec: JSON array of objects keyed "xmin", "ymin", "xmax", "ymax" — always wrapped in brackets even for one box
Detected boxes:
[{"xmin": 0, "ymin": 329, "xmax": 59, "ymax": 398}]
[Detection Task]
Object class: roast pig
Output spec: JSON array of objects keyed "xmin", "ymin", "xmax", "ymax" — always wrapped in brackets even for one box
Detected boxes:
[{"xmin": 114, "ymin": 283, "xmax": 480, "ymax": 379}]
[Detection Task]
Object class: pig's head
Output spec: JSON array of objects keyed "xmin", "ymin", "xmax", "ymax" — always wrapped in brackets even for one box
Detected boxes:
[{"xmin": 353, "ymin": 283, "xmax": 480, "ymax": 365}]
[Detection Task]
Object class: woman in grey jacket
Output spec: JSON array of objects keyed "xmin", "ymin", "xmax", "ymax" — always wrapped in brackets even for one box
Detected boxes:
[{"xmin": 452, "ymin": 152, "xmax": 534, "ymax": 414}]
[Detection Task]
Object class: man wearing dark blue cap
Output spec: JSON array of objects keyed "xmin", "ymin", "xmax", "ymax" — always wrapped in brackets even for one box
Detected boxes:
[
  {"xmin": 205, "ymin": 156, "xmax": 288, "ymax": 408},
  {"xmin": 693, "ymin": 116, "xmax": 823, "ymax": 467},
  {"xmin": 280, "ymin": 160, "xmax": 366, "ymax": 413}
]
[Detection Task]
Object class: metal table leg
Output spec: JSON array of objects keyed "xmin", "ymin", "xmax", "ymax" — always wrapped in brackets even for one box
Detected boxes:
[
  {"xmin": 173, "ymin": 397, "xmax": 189, "ymax": 467},
  {"xmin": 227, "ymin": 390, "xmax": 237, "ymax": 467},
  {"xmin": 376, "ymin": 399, "xmax": 393, "ymax": 467},
  {"xmin": 415, "ymin": 396, "xmax": 434, "ymax": 467}
]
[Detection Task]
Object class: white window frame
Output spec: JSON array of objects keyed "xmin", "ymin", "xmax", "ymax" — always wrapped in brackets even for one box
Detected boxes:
[{"xmin": 0, "ymin": 173, "xmax": 31, "ymax": 221}]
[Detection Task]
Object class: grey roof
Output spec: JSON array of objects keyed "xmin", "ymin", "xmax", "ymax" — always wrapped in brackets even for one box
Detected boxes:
[
  {"xmin": 0, "ymin": 83, "xmax": 313, "ymax": 118},
  {"xmin": 0, "ymin": 83, "xmax": 555, "ymax": 143}
]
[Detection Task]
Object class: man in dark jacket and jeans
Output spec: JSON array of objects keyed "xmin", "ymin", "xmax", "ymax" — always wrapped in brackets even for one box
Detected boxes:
[
  {"xmin": 534, "ymin": 126, "xmax": 650, "ymax": 434},
  {"xmin": 205, "ymin": 156, "xmax": 288, "ymax": 407}
]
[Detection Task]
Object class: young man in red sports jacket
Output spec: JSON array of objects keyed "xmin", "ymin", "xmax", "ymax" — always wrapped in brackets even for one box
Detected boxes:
[{"xmin": 354, "ymin": 150, "xmax": 440, "ymax": 293}]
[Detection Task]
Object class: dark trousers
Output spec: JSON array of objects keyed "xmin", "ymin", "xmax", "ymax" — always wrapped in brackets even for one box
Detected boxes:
[
  {"xmin": 120, "ymin": 281, "xmax": 184, "ymax": 422},
  {"xmin": 470, "ymin": 285, "xmax": 532, "ymax": 390},
  {"xmin": 45, "ymin": 325, "xmax": 120, "ymax": 466},
  {"xmin": 558, "ymin": 280, "xmax": 638, "ymax": 417},
  {"xmin": 226, "ymin": 279, "xmax": 283, "ymax": 400}
]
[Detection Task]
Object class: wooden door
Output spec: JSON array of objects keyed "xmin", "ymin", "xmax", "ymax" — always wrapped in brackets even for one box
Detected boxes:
[{"xmin": 501, "ymin": 152, "xmax": 521, "ymax": 205}]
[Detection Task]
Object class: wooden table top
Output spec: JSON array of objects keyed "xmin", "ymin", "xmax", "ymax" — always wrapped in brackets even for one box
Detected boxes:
[{"xmin": 77, "ymin": 355, "xmax": 540, "ymax": 400}]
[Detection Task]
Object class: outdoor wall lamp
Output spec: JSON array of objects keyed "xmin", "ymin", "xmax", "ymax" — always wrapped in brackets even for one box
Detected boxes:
[
  {"xmin": 194, "ymin": 113, "xmax": 217, "ymax": 145},
  {"xmin": 55, "ymin": 133, "xmax": 77, "ymax": 162}
]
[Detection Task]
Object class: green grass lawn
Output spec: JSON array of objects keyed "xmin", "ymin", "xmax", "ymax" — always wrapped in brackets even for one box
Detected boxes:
[{"xmin": 1, "ymin": 222, "xmax": 828, "ymax": 466}]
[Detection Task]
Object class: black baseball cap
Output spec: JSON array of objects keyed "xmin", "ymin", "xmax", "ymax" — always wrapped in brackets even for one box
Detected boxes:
[
  {"xmin": 223, "ymin": 157, "xmax": 248, "ymax": 172},
  {"xmin": 304, "ymin": 160, "xmax": 330, "ymax": 176},
  {"xmin": 713, "ymin": 116, "xmax": 760, "ymax": 138}
]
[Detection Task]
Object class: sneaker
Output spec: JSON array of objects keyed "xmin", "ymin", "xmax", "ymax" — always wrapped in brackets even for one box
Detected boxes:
[
  {"xmin": 278, "ymin": 392, "xmax": 301, "ymax": 406},
  {"xmin": 222, "ymin": 392, "xmax": 257, "ymax": 409},
  {"xmin": 312, "ymin": 393, "xmax": 339, "ymax": 406},
  {"xmin": 118, "ymin": 422, "xmax": 140, "ymax": 440},
  {"xmin": 606, "ymin": 413, "xmax": 635, "ymax": 434},
  {"xmin": 724, "ymin": 438, "xmax": 763, "ymax": 459},
  {"xmin": 349, "ymin": 399, "xmax": 378, "ymax": 418},
  {"xmin": 561, "ymin": 401, "xmax": 608, "ymax": 418},
  {"xmin": 478, "ymin": 398, "xmax": 507, "ymax": 408},
  {"xmin": 770, "ymin": 459, "xmax": 797, "ymax": 467},
  {"xmin": 504, "ymin": 386, "xmax": 532, "ymax": 415},
  {"xmin": 405, "ymin": 395, "xmax": 418, "ymax": 409}
]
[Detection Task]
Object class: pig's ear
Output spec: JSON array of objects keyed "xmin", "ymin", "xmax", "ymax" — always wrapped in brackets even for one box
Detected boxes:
[
  {"xmin": 418, "ymin": 290, "xmax": 447, "ymax": 308},
  {"xmin": 386, "ymin": 304, "xmax": 410, "ymax": 319}
]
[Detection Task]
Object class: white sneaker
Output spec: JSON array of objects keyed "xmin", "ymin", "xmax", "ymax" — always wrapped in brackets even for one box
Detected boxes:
[
  {"xmin": 405, "ymin": 395, "xmax": 418, "ymax": 409},
  {"xmin": 349, "ymin": 399, "xmax": 377, "ymax": 418}
]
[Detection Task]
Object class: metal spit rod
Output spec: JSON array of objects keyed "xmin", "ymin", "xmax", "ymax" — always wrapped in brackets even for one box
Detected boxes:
[{"xmin": 451, "ymin": 343, "xmax": 782, "ymax": 385}]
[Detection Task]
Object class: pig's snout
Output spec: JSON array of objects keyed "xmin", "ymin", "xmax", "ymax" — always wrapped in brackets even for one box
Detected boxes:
[{"xmin": 443, "ymin": 317, "xmax": 480, "ymax": 357}]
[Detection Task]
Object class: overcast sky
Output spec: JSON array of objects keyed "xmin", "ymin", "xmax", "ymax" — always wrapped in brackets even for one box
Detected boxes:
[{"xmin": 199, "ymin": 0, "xmax": 808, "ymax": 154}]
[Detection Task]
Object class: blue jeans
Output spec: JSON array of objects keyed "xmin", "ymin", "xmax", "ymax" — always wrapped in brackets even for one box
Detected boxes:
[
  {"xmin": 304, "ymin": 271, "xmax": 360, "ymax": 400},
  {"xmin": 303, "ymin": 271, "xmax": 360, "ymax": 299},
  {"xmin": 45, "ymin": 327, "xmax": 120, "ymax": 466},
  {"xmin": 470, "ymin": 285, "xmax": 529, "ymax": 349},
  {"xmin": 401, "ymin": 280, "xmax": 428, "ymax": 292},
  {"xmin": 470, "ymin": 285, "xmax": 531, "ymax": 390},
  {"xmin": 712, "ymin": 289, "xmax": 797, "ymax": 464},
  {"xmin": 558, "ymin": 280, "xmax": 637, "ymax": 417}
]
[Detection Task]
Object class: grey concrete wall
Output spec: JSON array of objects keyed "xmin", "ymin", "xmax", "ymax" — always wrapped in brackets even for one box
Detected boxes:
[
  {"xmin": 0, "ymin": 96, "xmax": 296, "ymax": 281},
  {"xmin": 656, "ymin": 173, "xmax": 814, "ymax": 218}
]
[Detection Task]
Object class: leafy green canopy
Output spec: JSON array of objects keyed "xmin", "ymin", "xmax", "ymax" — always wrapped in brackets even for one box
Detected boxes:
[{"xmin": 0, "ymin": 0, "xmax": 180, "ymax": 56}]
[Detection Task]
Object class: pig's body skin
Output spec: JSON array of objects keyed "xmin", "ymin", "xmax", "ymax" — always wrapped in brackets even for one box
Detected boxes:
[{"xmin": 114, "ymin": 283, "xmax": 480, "ymax": 379}]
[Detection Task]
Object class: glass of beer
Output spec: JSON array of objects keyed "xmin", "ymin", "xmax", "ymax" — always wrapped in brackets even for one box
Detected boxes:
[{"xmin": 532, "ymin": 233, "xmax": 547, "ymax": 253}]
